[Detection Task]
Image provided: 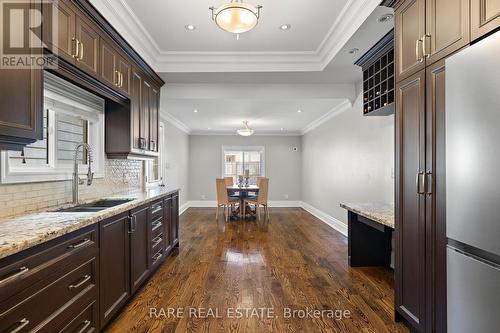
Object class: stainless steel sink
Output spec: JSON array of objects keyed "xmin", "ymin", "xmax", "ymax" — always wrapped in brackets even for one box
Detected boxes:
[{"xmin": 57, "ymin": 198, "xmax": 134, "ymax": 213}]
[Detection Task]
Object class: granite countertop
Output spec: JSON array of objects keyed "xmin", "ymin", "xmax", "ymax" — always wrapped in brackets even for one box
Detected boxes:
[
  {"xmin": 340, "ymin": 202, "xmax": 394, "ymax": 229},
  {"xmin": 0, "ymin": 186, "xmax": 179, "ymax": 260}
]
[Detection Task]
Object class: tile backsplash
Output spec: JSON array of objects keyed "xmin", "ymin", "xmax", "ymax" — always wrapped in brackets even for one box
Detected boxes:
[{"xmin": 0, "ymin": 159, "xmax": 142, "ymax": 219}]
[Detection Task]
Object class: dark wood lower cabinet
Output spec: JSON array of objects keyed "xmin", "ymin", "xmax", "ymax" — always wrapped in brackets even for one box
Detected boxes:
[
  {"xmin": 130, "ymin": 204, "xmax": 151, "ymax": 294},
  {"xmin": 171, "ymin": 194, "xmax": 180, "ymax": 247},
  {"xmin": 99, "ymin": 212, "xmax": 131, "ymax": 328},
  {"xmin": 0, "ymin": 191, "xmax": 179, "ymax": 332}
]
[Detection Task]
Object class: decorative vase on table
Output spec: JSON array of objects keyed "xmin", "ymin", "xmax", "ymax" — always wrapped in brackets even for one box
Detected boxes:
[{"xmin": 238, "ymin": 175, "xmax": 244, "ymax": 187}]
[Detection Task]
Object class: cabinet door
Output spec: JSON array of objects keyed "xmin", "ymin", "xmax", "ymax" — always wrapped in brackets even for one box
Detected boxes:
[
  {"xmin": 395, "ymin": 0, "xmax": 426, "ymax": 81},
  {"xmin": 164, "ymin": 196, "xmax": 173, "ymax": 252},
  {"xmin": 395, "ymin": 70, "xmax": 426, "ymax": 332},
  {"xmin": 471, "ymin": 0, "xmax": 500, "ymax": 40},
  {"xmin": 100, "ymin": 39, "xmax": 118, "ymax": 88},
  {"xmin": 130, "ymin": 205, "xmax": 150, "ymax": 294},
  {"xmin": 141, "ymin": 80, "xmax": 151, "ymax": 151},
  {"xmin": 171, "ymin": 194, "xmax": 179, "ymax": 246},
  {"xmin": 75, "ymin": 14, "xmax": 99, "ymax": 77},
  {"xmin": 43, "ymin": 0, "xmax": 76, "ymax": 63},
  {"xmin": 131, "ymin": 70, "xmax": 142, "ymax": 151},
  {"xmin": 149, "ymin": 86, "xmax": 159, "ymax": 152},
  {"xmin": 426, "ymin": 59, "xmax": 448, "ymax": 333},
  {"xmin": 99, "ymin": 214, "xmax": 130, "ymax": 327},
  {"xmin": 425, "ymin": 0, "xmax": 469, "ymax": 64},
  {"xmin": 117, "ymin": 56, "xmax": 131, "ymax": 97}
]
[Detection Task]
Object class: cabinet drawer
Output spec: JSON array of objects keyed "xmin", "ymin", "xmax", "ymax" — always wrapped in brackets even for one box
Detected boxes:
[
  {"xmin": 151, "ymin": 234, "xmax": 164, "ymax": 254},
  {"xmin": 57, "ymin": 298, "xmax": 98, "ymax": 333},
  {"xmin": 151, "ymin": 248, "xmax": 164, "ymax": 268},
  {"xmin": 150, "ymin": 200, "xmax": 163, "ymax": 220},
  {"xmin": 0, "ymin": 225, "xmax": 97, "ymax": 302},
  {"xmin": 0, "ymin": 256, "xmax": 97, "ymax": 333},
  {"xmin": 151, "ymin": 217, "xmax": 163, "ymax": 239}
]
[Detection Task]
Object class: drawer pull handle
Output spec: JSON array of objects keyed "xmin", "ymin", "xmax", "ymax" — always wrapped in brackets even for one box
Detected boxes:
[
  {"xmin": 76, "ymin": 320, "xmax": 91, "ymax": 333},
  {"xmin": 10, "ymin": 318, "xmax": 29, "ymax": 333},
  {"xmin": 151, "ymin": 206, "xmax": 162, "ymax": 215},
  {"xmin": 152, "ymin": 236, "xmax": 162, "ymax": 248},
  {"xmin": 68, "ymin": 238, "xmax": 91, "ymax": 249},
  {"xmin": 0, "ymin": 266, "xmax": 29, "ymax": 286},
  {"xmin": 153, "ymin": 252, "xmax": 162, "ymax": 261},
  {"xmin": 152, "ymin": 221, "xmax": 162, "ymax": 230},
  {"xmin": 68, "ymin": 275, "xmax": 91, "ymax": 289}
]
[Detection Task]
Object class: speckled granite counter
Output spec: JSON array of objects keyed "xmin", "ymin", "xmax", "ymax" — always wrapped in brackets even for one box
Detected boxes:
[
  {"xmin": 340, "ymin": 203, "xmax": 394, "ymax": 229},
  {"xmin": 0, "ymin": 186, "xmax": 179, "ymax": 260}
]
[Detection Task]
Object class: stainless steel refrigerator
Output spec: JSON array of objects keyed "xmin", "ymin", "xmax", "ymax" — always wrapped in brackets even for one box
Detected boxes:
[{"xmin": 446, "ymin": 31, "xmax": 500, "ymax": 333}]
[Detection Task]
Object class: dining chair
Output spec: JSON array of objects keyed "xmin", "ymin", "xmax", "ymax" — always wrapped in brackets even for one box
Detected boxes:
[
  {"xmin": 216, "ymin": 178, "xmax": 239, "ymax": 222},
  {"xmin": 243, "ymin": 177, "xmax": 269, "ymax": 221},
  {"xmin": 224, "ymin": 176, "xmax": 233, "ymax": 186},
  {"xmin": 248, "ymin": 175, "xmax": 264, "ymax": 198}
]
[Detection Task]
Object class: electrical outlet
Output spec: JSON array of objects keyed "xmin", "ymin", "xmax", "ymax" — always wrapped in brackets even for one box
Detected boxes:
[
  {"xmin": 284, "ymin": 194, "xmax": 289, "ymax": 200},
  {"xmin": 201, "ymin": 194, "xmax": 206, "ymax": 200}
]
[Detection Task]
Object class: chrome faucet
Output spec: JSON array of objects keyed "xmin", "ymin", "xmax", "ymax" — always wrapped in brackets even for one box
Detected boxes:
[{"xmin": 72, "ymin": 143, "xmax": 94, "ymax": 205}]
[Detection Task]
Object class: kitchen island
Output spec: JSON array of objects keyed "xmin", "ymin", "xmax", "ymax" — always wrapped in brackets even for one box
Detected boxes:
[{"xmin": 340, "ymin": 203, "xmax": 394, "ymax": 267}]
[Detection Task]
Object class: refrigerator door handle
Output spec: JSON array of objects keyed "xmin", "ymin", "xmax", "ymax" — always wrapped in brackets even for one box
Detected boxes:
[
  {"xmin": 416, "ymin": 172, "xmax": 425, "ymax": 194},
  {"xmin": 425, "ymin": 172, "xmax": 433, "ymax": 195}
]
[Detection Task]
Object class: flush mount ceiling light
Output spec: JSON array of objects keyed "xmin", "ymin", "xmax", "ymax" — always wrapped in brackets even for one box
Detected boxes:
[
  {"xmin": 280, "ymin": 24, "xmax": 291, "ymax": 31},
  {"xmin": 236, "ymin": 121, "xmax": 255, "ymax": 136},
  {"xmin": 185, "ymin": 24, "xmax": 196, "ymax": 31},
  {"xmin": 348, "ymin": 48, "xmax": 359, "ymax": 54},
  {"xmin": 297, "ymin": 109, "xmax": 302, "ymax": 113},
  {"xmin": 378, "ymin": 13, "xmax": 394, "ymax": 23},
  {"xmin": 210, "ymin": 0, "xmax": 262, "ymax": 34}
]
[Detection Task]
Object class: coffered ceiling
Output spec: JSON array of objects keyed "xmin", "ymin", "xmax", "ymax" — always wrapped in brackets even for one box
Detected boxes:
[{"xmin": 89, "ymin": 0, "xmax": 381, "ymax": 72}]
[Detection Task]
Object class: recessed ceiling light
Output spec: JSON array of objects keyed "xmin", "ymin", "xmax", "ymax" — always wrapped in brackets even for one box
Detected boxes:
[
  {"xmin": 280, "ymin": 128, "xmax": 285, "ymax": 131},
  {"xmin": 193, "ymin": 109, "xmax": 198, "ymax": 113},
  {"xmin": 378, "ymin": 13, "xmax": 393, "ymax": 23},
  {"xmin": 185, "ymin": 24, "xmax": 196, "ymax": 31},
  {"xmin": 280, "ymin": 24, "xmax": 291, "ymax": 31},
  {"xmin": 348, "ymin": 48, "xmax": 359, "ymax": 54},
  {"xmin": 207, "ymin": 127, "xmax": 211, "ymax": 130},
  {"xmin": 297, "ymin": 109, "xmax": 302, "ymax": 113}
]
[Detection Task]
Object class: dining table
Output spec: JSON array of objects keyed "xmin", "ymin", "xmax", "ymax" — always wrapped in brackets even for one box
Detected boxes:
[{"xmin": 227, "ymin": 184, "xmax": 259, "ymax": 219}]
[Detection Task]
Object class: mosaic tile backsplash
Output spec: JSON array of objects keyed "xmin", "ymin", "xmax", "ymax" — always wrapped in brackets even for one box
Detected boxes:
[{"xmin": 0, "ymin": 159, "xmax": 142, "ymax": 219}]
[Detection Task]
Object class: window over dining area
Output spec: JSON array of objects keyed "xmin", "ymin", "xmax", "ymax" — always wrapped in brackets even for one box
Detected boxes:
[{"xmin": 222, "ymin": 146, "xmax": 265, "ymax": 185}]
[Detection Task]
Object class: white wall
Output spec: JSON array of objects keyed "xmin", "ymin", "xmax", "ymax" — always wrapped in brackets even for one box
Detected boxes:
[
  {"xmin": 162, "ymin": 117, "xmax": 190, "ymax": 207},
  {"xmin": 301, "ymin": 85, "xmax": 394, "ymax": 225},
  {"xmin": 188, "ymin": 135, "xmax": 302, "ymax": 202}
]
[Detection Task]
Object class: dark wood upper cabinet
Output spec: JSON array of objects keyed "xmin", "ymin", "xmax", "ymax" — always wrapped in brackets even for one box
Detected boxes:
[
  {"xmin": 395, "ymin": 70, "xmax": 426, "ymax": 332},
  {"xmin": 395, "ymin": 0, "xmax": 426, "ymax": 81},
  {"xmin": 43, "ymin": 0, "xmax": 77, "ymax": 63},
  {"xmin": 425, "ymin": 58, "xmax": 448, "ymax": 333},
  {"xmin": 141, "ymin": 80, "xmax": 152, "ymax": 151},
  {"xmin": 471, "ymin": 0, "xmax": 500, "ymax": 40},
  {"xmin": 425, "ymin": 0, "xmax": 470, "ymax": 64},
  {"xmin": 131, "ymin": 70, "xmax": 142, "ymax": 151},
  {"xmin": 99, "ymin": 213, "xmax": 130, "ymax": 328},
  {"xmin": 149, "ymin": 86, "xmax": 160, "ymax": 152},
  {"xmin": 100, "ymin": 38, "xmax": 118, "ymax": 87},
  {"xmin": 130, "ymin": 205, "xmax": 151, "ymax": 294},
  {"xmin": 117, "ymin": 55, "xmax": 131, "ymax": 96},
  {"xmin": 75, "ymin": 14, "xmax": 100, "ymax": 78}
]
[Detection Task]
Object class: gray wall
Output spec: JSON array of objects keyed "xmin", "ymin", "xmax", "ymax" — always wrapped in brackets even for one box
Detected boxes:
[
  {"xmin": 162, "ymin": 118, "xmax": 190, "ymax": 207},
  {"xmin": 301, "ymin": 87, "xmax": 394, "ymax": 224},
  {"xmin": 188, "ymin": 135, "xmax": 302, "ymax": 202}
]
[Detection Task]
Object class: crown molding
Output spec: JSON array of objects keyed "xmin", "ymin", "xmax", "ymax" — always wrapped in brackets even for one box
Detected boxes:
[
  {"xmin": 189, "ymin": 130, "xmax": 302, "ymax": 136},
  {"xmin": 89, "ymin": 0, "xmax": 380, "ymax": 73},
  {"xmin": 160, "ymin": 110, "xmax": 191, "ymax": 134},
  {"xmin": 301, "ymin": 99, "xmax": 352, "ymax": 135}
]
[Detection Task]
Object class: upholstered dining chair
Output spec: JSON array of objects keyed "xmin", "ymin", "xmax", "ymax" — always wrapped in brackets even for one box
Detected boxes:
[
  {"xmin": 216, "ymin": 178, "xmax": 239, "ymax": 222},
  {"xmin": 243, "ymin": 177, "xmax": 269, "ymax": 221}
]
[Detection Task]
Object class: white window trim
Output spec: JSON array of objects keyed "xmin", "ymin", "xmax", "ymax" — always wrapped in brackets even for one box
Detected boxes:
[
  {"xmin": 221, "ymin": 145, "xmax": 266, "ymax": 178},
  {"xmin": 0, "ymin": 73, "xmax": 105, "ymax": 184},
  {"xmin": 145, "ymin": 122, "xmax": 164, "ymax": 188}
]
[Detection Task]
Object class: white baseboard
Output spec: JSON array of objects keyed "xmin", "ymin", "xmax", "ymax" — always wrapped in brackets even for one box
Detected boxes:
[
  {"xmin": 179, "ymin": 202, "xmax": 190, "ymax": 215},
  {"xmin": 299, "ymin": 201, "xmax": 347, "ymax": 236}
]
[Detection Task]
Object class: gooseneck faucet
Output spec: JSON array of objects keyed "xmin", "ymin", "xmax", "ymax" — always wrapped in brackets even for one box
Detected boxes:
[{"xmin": 72, "ymin": 143, "xmax": 94, "ymax": 205}]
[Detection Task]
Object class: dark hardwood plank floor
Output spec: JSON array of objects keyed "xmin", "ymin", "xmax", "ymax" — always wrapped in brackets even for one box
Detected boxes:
[{"xmin": 106, "ymin": 208, "xmax": 409, "ymax": 333}]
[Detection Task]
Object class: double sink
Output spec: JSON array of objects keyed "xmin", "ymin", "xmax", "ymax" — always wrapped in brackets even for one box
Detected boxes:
[{"xmin": 57, "ymin": 199, "xmax": 134, "ymax": 213}]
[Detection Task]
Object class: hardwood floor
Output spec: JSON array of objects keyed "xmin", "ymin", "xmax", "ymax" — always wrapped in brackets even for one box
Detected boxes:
[{"xmin": 106, "ymin": 208, "xmax": 409, "ymax": 333}]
